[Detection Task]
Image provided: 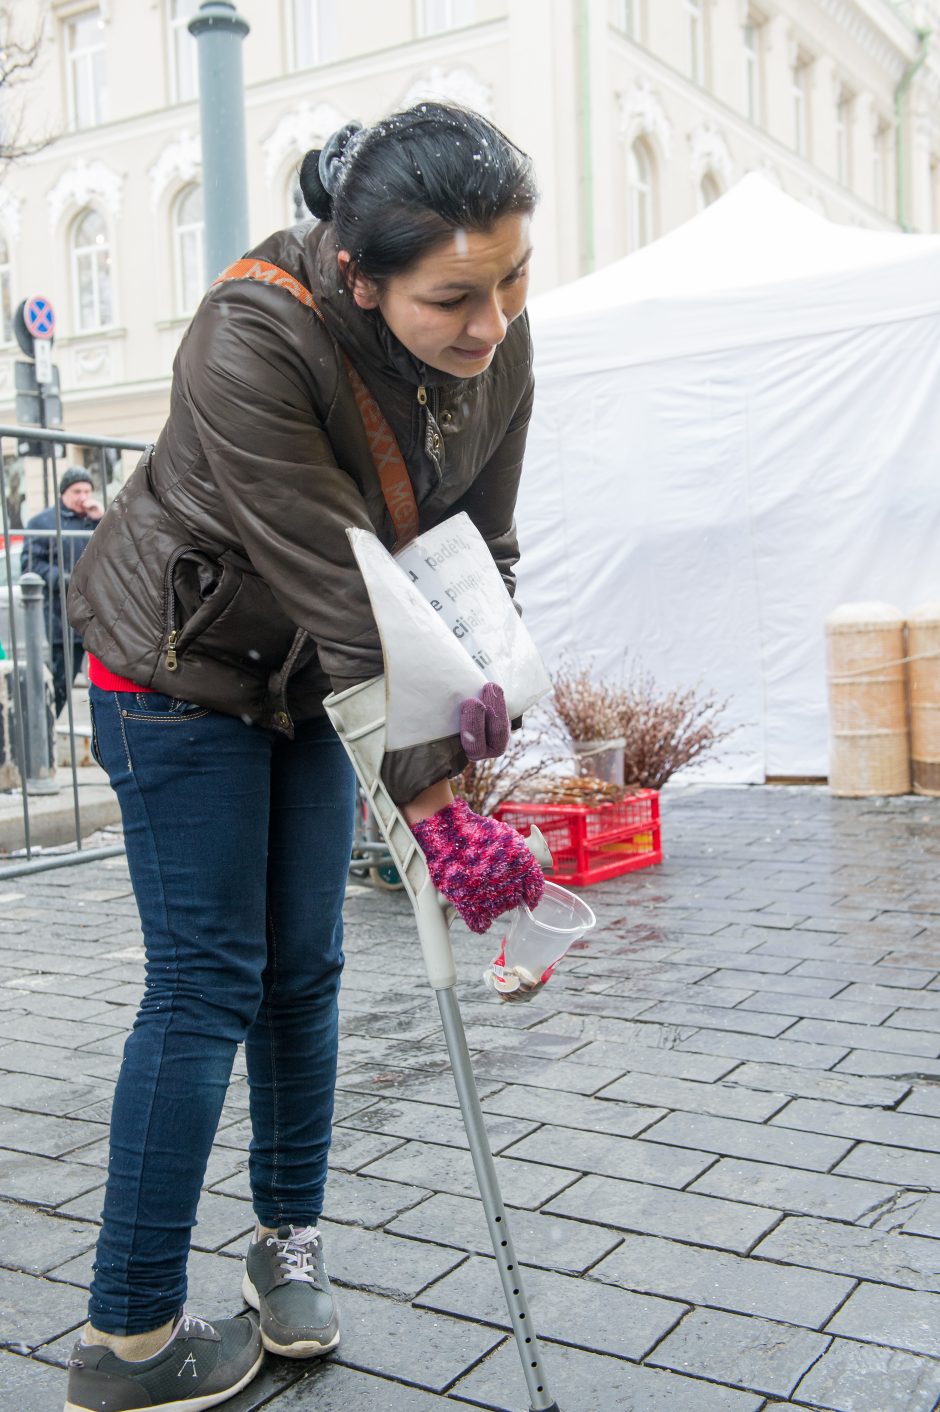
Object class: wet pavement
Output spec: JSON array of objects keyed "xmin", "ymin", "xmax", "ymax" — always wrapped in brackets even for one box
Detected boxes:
[{"xmin": 1, "ymin": 784, "xmax": 939, "ymax": 1411}]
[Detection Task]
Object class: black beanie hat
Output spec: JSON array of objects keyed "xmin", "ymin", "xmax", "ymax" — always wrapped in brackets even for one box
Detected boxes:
[{"xmin": 59, "ymin": 467, "xmax": 94, "ymax": 496}]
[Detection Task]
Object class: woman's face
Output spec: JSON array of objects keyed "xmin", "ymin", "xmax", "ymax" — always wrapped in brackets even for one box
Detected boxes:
[{"xmin": 342, "ymin": 212, "xmax": 532, "ymax": 378}]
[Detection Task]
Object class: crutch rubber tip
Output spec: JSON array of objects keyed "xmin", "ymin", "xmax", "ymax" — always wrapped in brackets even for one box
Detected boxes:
[{"xmin": 531, "ymin": 1405, "xmax": 562, "ymax": 1411}]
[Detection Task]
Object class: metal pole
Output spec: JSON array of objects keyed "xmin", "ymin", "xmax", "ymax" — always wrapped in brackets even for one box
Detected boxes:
[
  {"xmin": 0, "ymin": 842, "xmax": 125, "ymax": 881},
  {"xmin": 189, "ymin": 1, "xmax": 251, "ymax": 285},
  {"xmin": 894, "ymin": 27, "xmax": 931, "ymax": 232},
  {"xmin": 51, "ymin": 494, "xmax": 84, "ymax": 846},
  {"xmin": 0, "ymin": 451, "xmax": 32, "ymax": 856},
  {"xmin": 19, "ymin": 573, "xmax": 58, "ymax": 795},
  {"xmin": 37, "ymin": 380, "xmax": 51, "ymax": 512},
  {"xmin": 436, "ymin": 987, "xmax": 561, "ymax": 1412}
]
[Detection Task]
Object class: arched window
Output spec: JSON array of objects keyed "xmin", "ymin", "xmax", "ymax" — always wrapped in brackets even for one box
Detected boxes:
[
  {"xmin": 0, "ymin": 235, "xmax": 12, "ymax": 344},
  {"xmin": 700, "ymin": 172, "xmax": 722, "ymax": 208},
  {"xmin": 288, "ymin": 172, "xmax": 308, "ymax": 225},
  {"xmin": 72, "ymin": 209, "xmax": 113, "ymax": 330},
  {"xmin": 628, "ymin": 139, "xmax": 654, "ymax": 249},
  {"xmin": 174, "ymin": 185, "xmax": 204, "ymax": 314}
]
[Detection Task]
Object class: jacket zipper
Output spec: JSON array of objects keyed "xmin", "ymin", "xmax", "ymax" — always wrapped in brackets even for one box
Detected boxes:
[
  {"xmin": 163, "ymin": 545, "xmax": 197, "ymax": 672},
  {"xmin": 417, "ymin": 385, "xmax": 444, "ymax": 480}
]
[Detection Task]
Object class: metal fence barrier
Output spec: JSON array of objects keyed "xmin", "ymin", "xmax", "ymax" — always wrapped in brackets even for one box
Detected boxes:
[
  {"xmin": 0, "ymin": 424, "xmax": 149, "ymax": 879},
  {"xmin": 0, "ymin": 424, "xmax": 402, "ymax": 888}
]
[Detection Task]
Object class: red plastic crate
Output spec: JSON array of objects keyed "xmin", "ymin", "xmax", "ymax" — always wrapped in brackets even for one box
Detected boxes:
[{"xmin": 495, "ymin": 790, "xmax": 662, "ymax": 887}]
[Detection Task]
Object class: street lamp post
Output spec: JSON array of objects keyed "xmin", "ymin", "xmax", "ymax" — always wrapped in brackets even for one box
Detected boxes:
[{"xmin": 188, "ymin": 1, "xmax": 251, "ymax": 285}]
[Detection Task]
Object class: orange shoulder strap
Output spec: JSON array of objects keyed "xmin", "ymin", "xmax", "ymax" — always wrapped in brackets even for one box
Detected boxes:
[{"xmin": 214, "ymin": 258, "xmax": 420, "ymax": 548}]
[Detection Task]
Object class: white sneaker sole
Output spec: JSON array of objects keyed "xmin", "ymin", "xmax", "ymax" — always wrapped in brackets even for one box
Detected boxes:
[
  {"xmin": 63, "ymin": 1345, "xmax": 264, "ymax": 1412},
  {"xmin": 241, "ymin": 1273, "xmax": 340, "ymax": 1359}
]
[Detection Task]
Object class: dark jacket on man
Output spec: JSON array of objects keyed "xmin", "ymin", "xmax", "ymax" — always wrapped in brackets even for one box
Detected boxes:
[
  {"xmin": 68, "ymin": 222, "xmax": 534, "ymax": 803},
  {"xmin": 23, "ymin": 502, "xmax": 98, "ymax": 646}
]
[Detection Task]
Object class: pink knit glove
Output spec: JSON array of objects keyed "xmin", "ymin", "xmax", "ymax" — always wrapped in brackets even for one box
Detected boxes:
[
  {"xmin": 412, "ymin": 798, "xmax": 545, "ymax": 934},
  {"xmin": 460, "ymin": 682, "xmax": 511, "ymax": 761}
]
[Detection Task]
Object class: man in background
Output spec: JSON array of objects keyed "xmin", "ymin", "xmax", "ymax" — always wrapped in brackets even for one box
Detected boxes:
[{"xmin": 22, "ymin": 467, "xmax": 103, "ymax": 715}]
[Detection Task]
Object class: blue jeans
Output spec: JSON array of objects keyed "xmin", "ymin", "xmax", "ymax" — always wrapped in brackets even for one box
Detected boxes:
[{"xmin": 87, "ymin": 685, "xmax": 356, "ymax": 1334}]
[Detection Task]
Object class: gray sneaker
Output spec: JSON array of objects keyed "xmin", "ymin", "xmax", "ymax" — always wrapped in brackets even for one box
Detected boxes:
[
  {"xmin": 64, "ymin": 1309, "xmax": 263, "ymax": 1412},
  {"xmin": 242, "ymin": 1224, "xmax": 339, "ymax": 1358}
]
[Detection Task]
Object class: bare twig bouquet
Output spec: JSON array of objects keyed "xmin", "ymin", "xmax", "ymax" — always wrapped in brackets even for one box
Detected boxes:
[
  {"xmin": 615, "ymin": 668, "xmax": 735, "ymax": 790},
  {"xmin": 550, "ymin": 665, "xmax": 622, "ymax": 743}
]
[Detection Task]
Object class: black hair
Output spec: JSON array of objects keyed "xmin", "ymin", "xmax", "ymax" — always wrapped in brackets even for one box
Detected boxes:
[{"xmin": 298, "ymin": 103, "xmax": 538, "ymax": 286}]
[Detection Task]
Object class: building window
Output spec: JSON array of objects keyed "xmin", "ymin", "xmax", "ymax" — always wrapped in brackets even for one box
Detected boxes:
[
  {"xmin": 0, "ymin": 235, "xmax": 11, "ymax": 344},
  {"xmin": 291, "ymin": 0, "xmax": 338, "ymax": 68},
  {"xmin": 700, "ymin": 173, "xmax": 722, "ymax": 208},
  {"xmin": 288, "ymin": 173, "xmax": 309, "ymax": 225},
  {"xmin": 836, "ymin": 90, "xmax": 852, "ymax": 186},
  {"xmin": 174, "ymin": 185, "xmax": 204, "ymax": 315},
  {"xmin": 66, "ymin": 9, "xmax": 107, "ymax": 129},
  {"xmin": 687, "ymin": 0, "xmax": 705, "ymax": 85},
  {"xmin": 792, "ymin": 57, "xmax": 810, "ymax": 158},
  {"xmin": 872, "ymin": 118, "xmax": 889, "ymax": 212},
  {"xmin": 628, "ymin": 139, "xmax": 654, "ymax": 249},
  {"xmin": 743, "ymin": 18, "xmax": 762, "ymax": 124},
  {"xmin": 169, "ymin": 0, "xmax": 199, "ymax": 103},
  {"xmin": 418, "ymin": 0, "xmax": 475, "ymax": 37},
  {"xmin": 73, "ymin": 209, "xmax": 113, "ymax": 330},
  {"xmin": 613, "ymin": 0, "xmax": 636, "ymax": 37}
]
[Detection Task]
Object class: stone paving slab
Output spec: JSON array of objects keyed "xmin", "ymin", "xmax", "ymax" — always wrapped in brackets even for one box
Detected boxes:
[
  {"xmin": 645, "ymin": 1306, "xmax": 830, "ymax": 1398},
  {"xmin": 480, "ymin": 1079, "xmax": 667, "ymax": 1135},
  {"xmin": 752, "ymin": 1215, "xmax": 940, "ymax": 1291},
  {"xmin": 413, "ymin": 1251, "xmax": 687, "ymax": 1360},
  {"xmin": 546, "ymin": 1171, "xmax": 782, "ymax": 1253},
  {"xmin": 791, "ymin": 1336, "xmax": 940, "ymax": 1412},
  {"xmin": 2, "ymin": 784, "xmax": 939, "ymax": 1410},
  {"xmin": 595, "ymin": 1069, "xmax": 789, "ymax": 1121},
  {"xmin": 637, "ymin": 1109, "xmax": 855, "ymax": 1171},
  {"xmin": 823, "ymin": 1280, "xmax": 940, "ymax": 1358},
  {"xmin": 454, "ymin": 1336, "xmax": 766, "ymax": 1410},
  {"xmin": 590, "ymin": 1231, "xmax": 854, "ymax": 1328},
  {"xmin": 385, "ymin": 1191, "xmax": 623, "ymax": 1276}
]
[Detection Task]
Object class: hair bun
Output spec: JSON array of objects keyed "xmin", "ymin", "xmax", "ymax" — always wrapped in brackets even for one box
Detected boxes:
[
  {"xmin": 318, "ymin": 121, "xmax": 364, "ymax": 196},
  {"xmin": 298, "ymin": 149, "xmax": 333, "ymax": 221}
]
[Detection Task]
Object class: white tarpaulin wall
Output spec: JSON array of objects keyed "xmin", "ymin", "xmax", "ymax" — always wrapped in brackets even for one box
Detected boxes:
[{"xmin": 518, "ymin": 175, "xmax": 940, "ymax": 782}]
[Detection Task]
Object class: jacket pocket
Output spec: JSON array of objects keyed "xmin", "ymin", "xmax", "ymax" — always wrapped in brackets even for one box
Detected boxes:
[
  {"xmin": 162, "ymin": 547, "xmax": 242, "ymax": 673},
  {"xmin": 162, "ymin": 547, "xmax": 297, "ymax": 675}
]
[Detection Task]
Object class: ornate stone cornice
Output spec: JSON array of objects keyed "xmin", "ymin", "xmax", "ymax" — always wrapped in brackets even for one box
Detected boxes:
[
  {"xmin": 47, "ymin": 159, "xmax": 123, "ymax": 228},
  {"xmin": 399, "ymin": 66, "xmax": 492, "ymax": 116},
  {"xmin": 0, "ymin": 188, "xmax": 22, "ymax": 242},
  {"xmin": 688, "ymin": 121, "xmax": 733, "ymax": 186},
  {"xmin": 811, "ymin": 0, "xmax": 918, "ymax": 81},
  {"xmin": 148, "ymin": 131, "xmax": 201, "ymax": 208},
  {"xmin": 261, "ymin": 102, "xmax": 347, "ymax": 182},
  {"xmin": 618, "ymin": 79, "xmax": 673, "ymax": 156}
]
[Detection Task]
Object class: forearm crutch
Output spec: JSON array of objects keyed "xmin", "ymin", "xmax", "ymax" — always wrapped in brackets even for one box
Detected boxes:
[{"xmin": 324, "ymin": 676, "xmax": 563, "ymax": 1412}]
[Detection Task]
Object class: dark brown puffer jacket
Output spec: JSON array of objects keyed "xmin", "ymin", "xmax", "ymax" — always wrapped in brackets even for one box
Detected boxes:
[{"xmin": 68, "ymin": 221, "xmax": 534, "ymax": 803}]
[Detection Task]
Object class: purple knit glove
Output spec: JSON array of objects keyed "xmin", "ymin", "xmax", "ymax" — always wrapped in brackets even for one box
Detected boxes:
[
  {"xmin": 460, "ymin": 682, "xmax": 511, "ymax": 761},
  {"xmin": 412, "ymin": 798, "xmax": 545, "ymax": 934}
]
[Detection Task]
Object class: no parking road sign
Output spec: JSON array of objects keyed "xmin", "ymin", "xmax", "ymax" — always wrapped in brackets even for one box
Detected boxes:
[{"xmin": 24, "ymin": 295, "xmax": 55, "ymax": 340}]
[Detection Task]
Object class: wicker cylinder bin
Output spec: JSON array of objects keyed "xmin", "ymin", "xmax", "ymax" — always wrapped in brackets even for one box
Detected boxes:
[
  {"xmin": 825, "ymin": 602, "xmax": 910, "ymax": 797},
  {"xmin": 909, "ymin": 602, "xmax": 940, "ymax": 796}
]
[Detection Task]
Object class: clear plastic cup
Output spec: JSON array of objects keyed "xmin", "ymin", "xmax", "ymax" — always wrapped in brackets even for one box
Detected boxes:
[{"xmin": 484, "ymin": 881, "xmax": 596, "ymax": 1002}]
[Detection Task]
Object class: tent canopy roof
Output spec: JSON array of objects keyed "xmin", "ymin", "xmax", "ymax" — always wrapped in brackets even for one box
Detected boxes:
[{"xmin": 529, "ymin": 176, "xmax": 940, "ymax": 368}]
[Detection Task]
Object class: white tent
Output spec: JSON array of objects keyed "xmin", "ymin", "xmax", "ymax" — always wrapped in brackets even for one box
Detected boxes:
[{"xmin": 518, "ymin": 175, "xmax": 940, "ymax": 782}]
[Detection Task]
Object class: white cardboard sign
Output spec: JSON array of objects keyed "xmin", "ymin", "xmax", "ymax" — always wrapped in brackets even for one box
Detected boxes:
[{"xmin": 349, "ymin": 513, "xmax": 551, "ymax": 750}]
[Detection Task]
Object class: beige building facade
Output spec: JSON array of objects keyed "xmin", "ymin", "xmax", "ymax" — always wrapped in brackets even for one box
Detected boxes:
[{"xmin": 1, "ymin": 0, "xmax": 938, "ymax": 495}]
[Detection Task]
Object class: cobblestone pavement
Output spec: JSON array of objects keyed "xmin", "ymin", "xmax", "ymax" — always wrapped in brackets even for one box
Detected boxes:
[{"xmin": 1, "ymin": 786, "xmax": 939, "ymax": 1412}]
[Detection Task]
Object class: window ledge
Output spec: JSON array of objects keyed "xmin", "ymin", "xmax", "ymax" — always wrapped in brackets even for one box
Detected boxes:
[{"xmin": 58, "ymin": 326, "xmax": 127, "ymax": 345}]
